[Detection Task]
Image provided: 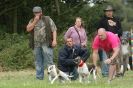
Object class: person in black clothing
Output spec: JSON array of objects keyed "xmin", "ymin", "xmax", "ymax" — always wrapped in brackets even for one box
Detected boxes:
[
  {"xmin": 58, "ymin": 38, "xmax": 89, "ymax": 80},
  {"xmin": 97, "ymin": 5, "xmax": 122, "ymax": 77},
  {"xmin": 98, "ymin": 5, "xmax": 122, "ymax": 37}
]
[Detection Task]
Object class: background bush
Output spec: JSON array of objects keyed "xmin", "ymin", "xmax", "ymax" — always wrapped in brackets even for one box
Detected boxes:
[{"xmin": 0, "ymin": 33, "xmax": 34, "ymax": 71}]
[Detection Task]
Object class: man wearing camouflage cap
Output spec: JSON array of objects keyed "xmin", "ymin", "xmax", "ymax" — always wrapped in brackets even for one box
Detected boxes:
[{"xmin": 27, "ymin": 6, "xmax": 57, "ymax": 80}]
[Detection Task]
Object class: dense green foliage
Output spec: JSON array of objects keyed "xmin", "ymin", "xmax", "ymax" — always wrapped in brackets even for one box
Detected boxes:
[
  {"xmin": 0, "ymin": 33, "xmax": 34, "ymax": 71},
  {"xmin": 0, "ymin": 0, "xmax": 132, "ymax": 33}
]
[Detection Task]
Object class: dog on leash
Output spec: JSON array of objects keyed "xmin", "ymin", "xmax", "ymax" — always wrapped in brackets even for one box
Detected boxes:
[
  {"xmin": 78, "ymin": 62, "xmax": 90, "ymax": 83},
  {"xmin": 74, "ymin": 57, "xmax": 98, "ymax": 83},
  {"xmin": 78, "ymin": 63, "xmax": 101, "ymax": 83},
  {"xmin": 47, "ymin": 65, "xmax": 72, "ymax": 84},
  {"xmin": 119, "ymin": 31, "xmax": 131, "ymax": 75}
]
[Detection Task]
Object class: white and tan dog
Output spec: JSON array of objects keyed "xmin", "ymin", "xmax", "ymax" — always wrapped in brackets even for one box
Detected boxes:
[
  {"xmin": 78, "ymin": 62, "xmax": 90, "ymax": 83},
  {"xmin": 47, "ymin": 65, "xmax": 72, "ymax": 84},
  {"xmin": 78, "ymin": 63, "xmax": 101, "ymax": 83},
  {"xmin": 76, "ymin": 56, "xmax": 98, "ymax": 83}
]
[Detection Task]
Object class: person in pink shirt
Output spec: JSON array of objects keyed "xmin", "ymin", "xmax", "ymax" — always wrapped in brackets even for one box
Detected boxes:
[
  {"xmin": 64, "ymin": 17, "xmax": 87, "ymax": 47},
  {"xmin": 92, "ymin": 28, "xmax": 120, "ymax": 83}
]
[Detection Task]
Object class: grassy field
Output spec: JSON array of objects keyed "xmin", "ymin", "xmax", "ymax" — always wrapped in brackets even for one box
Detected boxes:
[{"xmin": 0, "ymin": 70, "xmax": 133, "ymax": 88}]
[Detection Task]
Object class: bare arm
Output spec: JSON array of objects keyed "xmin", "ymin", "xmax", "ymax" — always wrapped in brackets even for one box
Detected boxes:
[
  {"xmin": 52, "ymin": 31, "xmax": 57, "ymax": 47},
  {"xmin": 92, "ymin": 49, "xmax": 99, "ymax": 66},
  {"xmin": 26, "ymin": 15, "xmax": 40, "ymax": 32},
  {"xmin": 49, "ymin": 17, "xmax": 57, "ymax": 47},
  {"xmin": 53, "ymin": 31, "xmax": 57, "ymax": 41},
  {"xmin": 81, "ymin": 30, "xmax": 87, "ymax": 47},
  {"xmin": 104, "ymin": 47, "xmax": 120, "ymax": 64}
]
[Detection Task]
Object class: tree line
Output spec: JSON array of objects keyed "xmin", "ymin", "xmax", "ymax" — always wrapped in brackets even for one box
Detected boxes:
[{"xmin": 0, "ymin": 0, "xmax": 133, "ymax": 33}]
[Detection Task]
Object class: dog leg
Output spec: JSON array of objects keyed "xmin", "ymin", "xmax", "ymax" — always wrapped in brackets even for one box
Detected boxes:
[
  {"xmin": 93, "ymin": 69, "xmax": 97, "ymax": 80},
  {"xmin": 59, "ymin": 70, "xmax": 71, "ymax": 83},
  {"xmin": 51, "ymin": 75, "xmax": 59, "ymax": 84},
  {"xmin": 48, "ymin": 75, "xmax": 52, "ymax": 82},
  {"xmin": 120, "ymin": 65, "xmax": 124, "ymax": 73},
  {"xmin": 126, "ymin": 55, "xmax": 131, "ymax": 70},
  {"xmin": 85, "ymin": 75, "xmax": 90, "ymax": 84},
  {"xmin": 79, "ymin": 75, "xmax": 82, "ymax": 83},
  {"xmin": 127, "ymin": 64, "xmax": 131, "ymax": 70}
]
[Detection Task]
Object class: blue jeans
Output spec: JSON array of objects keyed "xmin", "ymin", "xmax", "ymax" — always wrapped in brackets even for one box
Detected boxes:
[
  {"xmin": 99, "ymin": 50, "xmax": 109, "ymax": 76},
  {"xmin": 71, "ymin": 67, "xmax": 79, "ymax": 80},
  {"xmin": 34, "ymin": 45, "xmax": 54, "ymax": 79}
]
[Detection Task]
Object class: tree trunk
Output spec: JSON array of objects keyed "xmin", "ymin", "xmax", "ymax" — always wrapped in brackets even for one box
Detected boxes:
[
  {"xmin": 55, "ymin": 0, "xmax": 60, "ymax": 16},
  {"xmin": 13, "ymin": 8, "xmax": 17, "ymax": 33}
]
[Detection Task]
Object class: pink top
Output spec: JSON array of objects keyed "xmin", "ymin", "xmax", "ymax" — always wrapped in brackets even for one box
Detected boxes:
[
  {"xmin": 64, "ymin": 26, "xmax": 87, "ymax": 46},
  {"xmin": 92, "ymin": 32, "xmax": 120, "ymax": 52}
]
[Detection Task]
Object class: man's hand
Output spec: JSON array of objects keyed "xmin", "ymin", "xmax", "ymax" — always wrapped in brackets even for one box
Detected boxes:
[
  {"xmin": 52, "ymin": 40, "xmax": 57, "ymax": 48},
  {"xmin": 104, "ymin": 59, "xmax": 112, "ymax": 64}
]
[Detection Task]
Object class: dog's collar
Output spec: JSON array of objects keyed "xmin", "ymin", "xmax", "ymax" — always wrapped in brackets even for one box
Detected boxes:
[{"xmin": 79, "ymin": 60, "xmax": 84, "ymax": 67}]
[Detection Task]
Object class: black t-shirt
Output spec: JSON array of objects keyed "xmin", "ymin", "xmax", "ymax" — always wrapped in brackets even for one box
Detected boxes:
[{"xmin": 98, "ymin": 15, "xmax": 122, "ymax": 37}]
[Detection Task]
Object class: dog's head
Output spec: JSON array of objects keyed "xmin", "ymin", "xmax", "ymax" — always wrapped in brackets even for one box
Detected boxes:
[
  {"xmin": 121, "ymin": 31, "xmax": 130, "ymax": 45},
  {"xmin": 47, "ymin": 65, "xmax": 57, "ymax": 75},
  {"xmin": 73, "ymin": 56, "xmax": 81, "ymax": 65},
  {"xmin": 121, "ymin": 37, "xmax": 128, "ymax": 45}
]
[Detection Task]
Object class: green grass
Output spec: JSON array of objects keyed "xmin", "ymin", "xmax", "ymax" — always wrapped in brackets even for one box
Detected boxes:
[{"xmin": 0, "ymin": 70, "xmax": 133, "ymax": 88}]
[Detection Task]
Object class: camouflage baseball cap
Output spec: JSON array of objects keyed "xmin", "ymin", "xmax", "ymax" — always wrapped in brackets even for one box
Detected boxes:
[{"xmin": 33, "ymin": 6, "xmax": 42, "ymax": 13}]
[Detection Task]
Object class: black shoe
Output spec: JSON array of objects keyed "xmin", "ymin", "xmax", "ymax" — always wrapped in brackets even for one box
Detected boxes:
[
  {"xmin": 36, "ymin": 77, "xmax": 43, "ymax": 80},
  {"xmin": 102, "ymin": 74, "xmax": 108, "ymax": 77}
]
